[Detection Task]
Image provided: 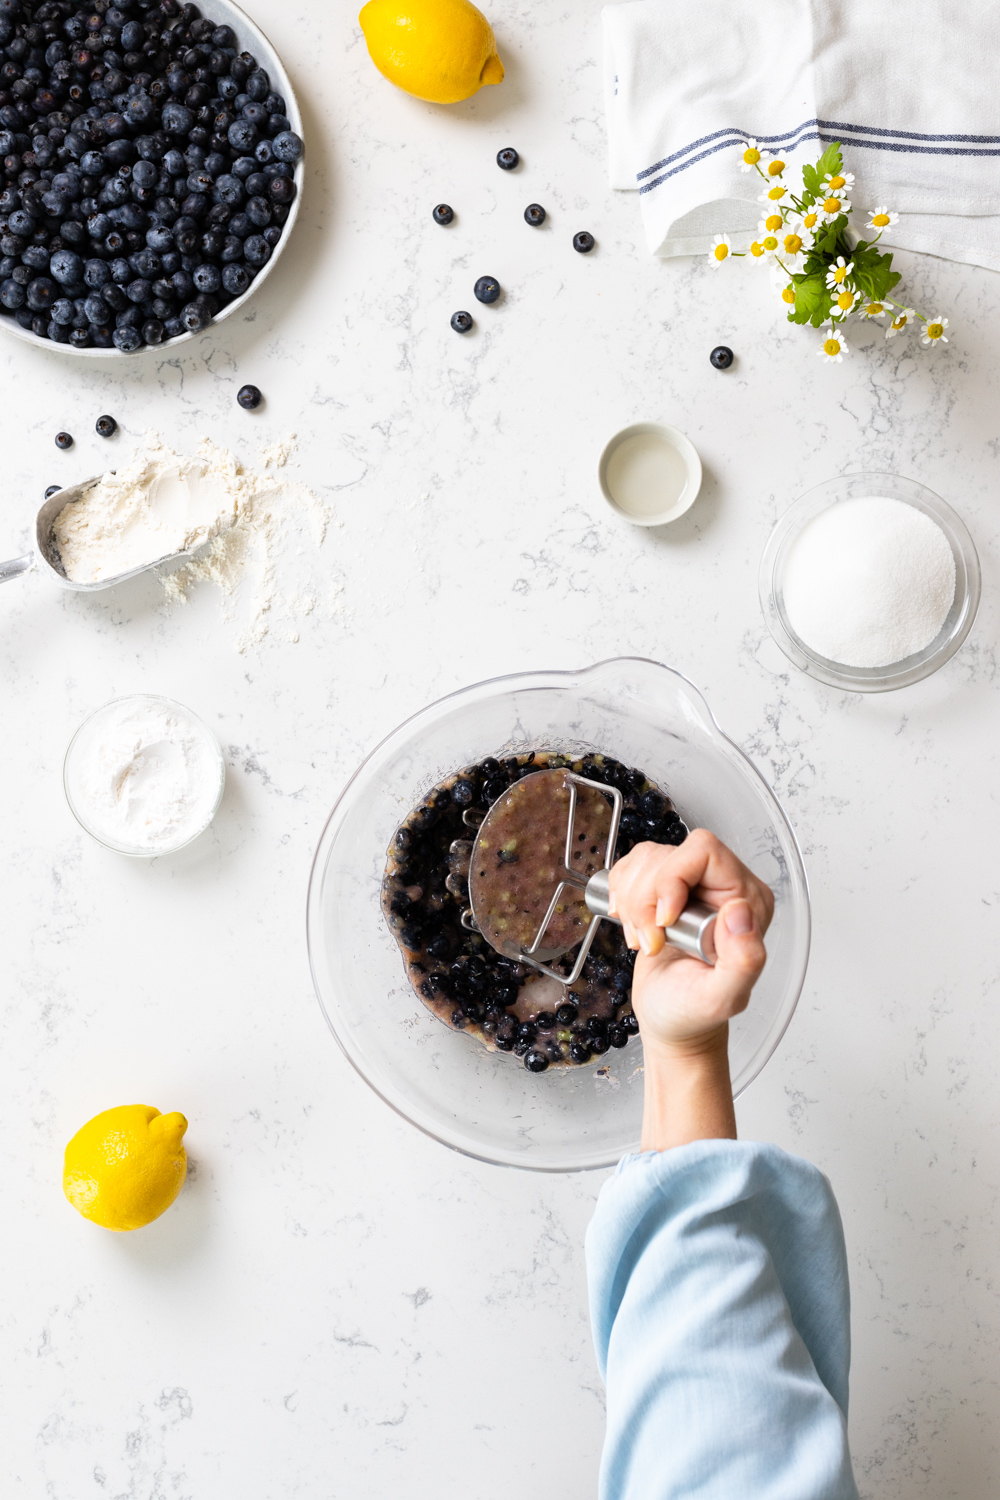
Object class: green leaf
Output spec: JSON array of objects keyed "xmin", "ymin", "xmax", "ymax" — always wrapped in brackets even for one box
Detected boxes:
[
  {"xmin": 787, "ymin": 274, "xmax": 834, "ymax": 327},
  {"xmin": 801, "ymin": 162, "xmax": 821, "ymax": 198},
  {"xmin": 814, "ymin": 141, "xmax": 843, "ymax": 182}
]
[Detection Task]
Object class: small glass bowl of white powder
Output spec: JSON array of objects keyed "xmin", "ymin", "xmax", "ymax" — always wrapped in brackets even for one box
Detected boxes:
[
  {"xmin": 759, "ymin": 473, "xmax": 981, "ymax": 692},
  {"xmin": 64, "ymin": 695, "xmax": 226, "ymax": 856}
]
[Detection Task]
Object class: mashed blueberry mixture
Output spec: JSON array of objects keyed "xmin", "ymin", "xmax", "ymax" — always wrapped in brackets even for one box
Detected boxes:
[{"xmin": 381, "ymin": 750, "xmax": 687, "ymax": 1072}]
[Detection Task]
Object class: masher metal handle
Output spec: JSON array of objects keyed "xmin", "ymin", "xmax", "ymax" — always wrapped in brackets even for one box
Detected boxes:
[{"xmin": 584, "ymin": 868, "xmax": 717, "ymax": 965}]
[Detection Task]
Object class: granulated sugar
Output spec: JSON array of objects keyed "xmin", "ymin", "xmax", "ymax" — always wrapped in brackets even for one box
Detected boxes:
[{"xmin": 782, "ymin": 496, "xmax": 956, "ymax": 669}]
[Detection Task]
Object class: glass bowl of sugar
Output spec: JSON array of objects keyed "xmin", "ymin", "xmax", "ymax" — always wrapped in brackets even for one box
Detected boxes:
[{"xmin": 760, "ymin": 472, "xmax": 981, "ymax": 692}]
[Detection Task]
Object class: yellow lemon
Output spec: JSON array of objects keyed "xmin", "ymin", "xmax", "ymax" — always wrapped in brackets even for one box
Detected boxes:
[
  {"xmin": 63, "ymin": 1105, "xmax": 188, "ymax": 1231},
  {"xmin": 359, "ymin": 0, "xmax": 504, "ymax": 104}
]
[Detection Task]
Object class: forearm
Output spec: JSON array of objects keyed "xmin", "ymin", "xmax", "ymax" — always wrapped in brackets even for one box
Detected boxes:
[{"xmin": 640, "ymin": 1025, "xmax": 737, "ymax": 1152}]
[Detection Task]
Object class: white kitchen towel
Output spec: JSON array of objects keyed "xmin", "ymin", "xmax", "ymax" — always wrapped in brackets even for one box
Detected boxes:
[{"xmin": 604, "ymin": 0, "xmax": 1000, "ymax": 270}]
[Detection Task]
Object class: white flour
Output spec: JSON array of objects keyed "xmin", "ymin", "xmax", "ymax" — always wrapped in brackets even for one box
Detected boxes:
[
  {"xmin": 65, "ymin": 697, "xmax": 223, "ymax": 855},
  {"xmin": 54, "ymin": 433, "xmax": 336, "ymax": 653},
  {"xmin": 783, "ymin": 496, "xmax": 956, "ymax": 669}
]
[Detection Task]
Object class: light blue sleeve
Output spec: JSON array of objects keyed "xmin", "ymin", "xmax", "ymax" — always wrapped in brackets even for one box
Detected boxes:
[{"xmin": 586, "ymin": 1140, "xmax": 860, "ymax": 1500}]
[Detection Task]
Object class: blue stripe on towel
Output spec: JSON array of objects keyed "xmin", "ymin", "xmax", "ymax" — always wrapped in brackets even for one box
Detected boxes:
[{"xmin": 637, "ymin": 118, "xmax": 1000, "ymax": 193}]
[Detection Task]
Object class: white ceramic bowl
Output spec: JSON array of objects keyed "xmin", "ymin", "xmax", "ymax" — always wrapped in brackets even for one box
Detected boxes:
[
  {"xmin": 598, "ymin": 422, "xmax": 702, "ymax": 526},
  {"xmin": 0, "ymin": 0, "xmax": 303, "ymax": 359},
  {"xmin": 759, "ymin": 472, "xmax": 981, "ymax": 693}
]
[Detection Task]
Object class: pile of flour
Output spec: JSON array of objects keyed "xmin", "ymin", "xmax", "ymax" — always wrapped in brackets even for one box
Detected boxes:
[{"xmin": 54, "ymin": 433, "xmax": 336, "ymax": 652}]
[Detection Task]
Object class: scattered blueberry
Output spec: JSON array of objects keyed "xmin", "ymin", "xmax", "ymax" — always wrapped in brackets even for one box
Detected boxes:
[
  {"xmin": 573, "ymin": 231, "xmax": 596, "ymax": 254},
  {"xmin": 524, "ymin": 203, "xmax": 546, "ymax": 226},
  {"xmin": 524, "ymin": 1049, "xmax": 549, "ymax": 1073},
  {"xmin": 237, "ymin": 384, "xmax": 263, "ymax": 410},
  {"xmin": 95, "ymin": 415, "xmax": 118, "ymax": 439},
  {"xmin": 451, "ymin": 310, "xmax": 473, "ymax": 334},
  {"xmin": 710, "ymin": 345, "xmax": 734, "ymax": 369},
  {"xmin": 44, "ymin": 484, "xmax": 60, "ymax": 499},
  {"xmin": 474, "ymin": 276, "xmax": 501, "ymax": 305},
  {"xmin": 556, "ymin": 1001, "xmax": 579, "ymax": 1025},
  {"xmin": 569, "ymin": 1041, "xmax": 593, "ymax": 1065},
  {"xmin": 433, "ymin": 204, "xmax": 454, "ymax": 226},
  {"xmin": 496, "ymin": 148, "xmax": 519, "ymax": 171},
  {"xmin": 608, "ymin": 1023, "xmax": 629, "ymax": 1048},
  {"xmin": 54, "ymin": 431, "xmax": 73, "ymax": 451}
]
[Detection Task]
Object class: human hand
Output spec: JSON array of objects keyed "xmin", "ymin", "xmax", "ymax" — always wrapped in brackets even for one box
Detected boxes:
[{"xmin": 608, "ymin": 831, "xmax": 774, "ymax": 1060}]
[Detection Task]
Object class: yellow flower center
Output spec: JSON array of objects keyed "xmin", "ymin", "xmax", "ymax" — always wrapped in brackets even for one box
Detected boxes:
[
  {"xmin": 823, "ymin": 197, "xmax": 842, "ymax": 213},
  {"xmin": 783, "ymin": 234, "xmax": 803, "ymax": 254},
  {"xmin": 743, "ymin": 147, "xmax": 760, "ymax": 164},
  {"xmin": 866, "ymin": 302, "xmax": 883, "ymax": 316},
  {"xmin": 768, "ymin": 159, "xmax": 785, "ymax": 176},
  {"xmin": 872, "ymin": 213, "xmax": 890, "ymax": 226},
  {"xmin": 829, "ymin": 175, "xmax": 846, "ymax": 190},
  {"xmin": 927, "ymin": 322, "xmax": 943, "ymax": 339},
  {"xmin": 762, "ymin": 235, "xmax": 778, "ymax": 251},
  {"xmin": 833, "ymin": 266, "xmax": 848, "ymax": 283},
  {"xmin": 765, "ymin": 213, "xmax": 783, "ymax": 231},
  {"xmin": 767, "ymin": 185, "xmax": 786, "ymax": 200},
  {"xmin": 892, "ymin": 315, "xmax": 908, "ymax": 329},
  {"xmin": 713, "ymin": 243, "xmax": 729, "ymax": 261},
  {"xmin": 823, "ymin": 338, "xmax": 841, "ymax": 356},
  {"xmin": 750, "ymin": 241, "xmax": 765, "ymax": 257},
  {"xmin": 837, "ymin": 291, "xmax": 854, "ymax": 310},
  {"xmin": 803, "ymin": 212, "xmax": 818, "ymax": 227},
  {"xmin": 782, "ymin": 286, "xmax": 796, "ymax": 304}
]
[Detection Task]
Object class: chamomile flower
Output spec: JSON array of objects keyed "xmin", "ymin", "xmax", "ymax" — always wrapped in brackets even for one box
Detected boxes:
[
  {"xmin": 739, "ymin": 137, "xmax": 762, "ymax": 172},
  {"xmin": 860, "ymin": 300, "xmax": 886, "ymax": 319},
  {"xmin": 920, "ymin": 314, "xmax": 949, "ymax": 346},
  {"xmin": 758, "ymin": 179, "xmax": 789, "ymax": 205},
  {"xmin": 777, "ymin": 281, "xmax": 797, "ymax": 307},
  {"xmin": 762, "ymin": 151, "xmax": 786, "ymax": 178},
  {"xmin": 754, "ymin": 228, "xmax": 782, "ymax": 261},
  {"xmin": 821, "ymin": 170, "xmax": 854, "ymax": 194},
  {"xmin": 707, "ymin": 233, "xmax": 731, "ymax": 267},
  {"xmin": 818, "ymin": 191, "xmax": 850, "ymax": 221},
  {"xmin": 777, "ymin": 229, "xmax": 807, "ymax": 270},
  {"xmin": 824, "ymin": 256, "xmax": 854, "ymax": 291},
  {"xmin": 867, "ymin": 206, "xmax": 899, "ymax": 231},
  {"xmin": 884, "ymin": 307, "xmax": 913, "ymax": 339},
  {"xmin": 748, "ymin": 239, "xmax": 767, "ymax": 261},
  {"xmin": 818, "ymin": 327, "xmax": 849, "ymax": 363},
  {"xmin": 830, "ymin": 288, "xmax": 857, "ymax": 318},
  {"xmin": 797, "ymin": 205, "xmax": 822, "ymax": 236}
]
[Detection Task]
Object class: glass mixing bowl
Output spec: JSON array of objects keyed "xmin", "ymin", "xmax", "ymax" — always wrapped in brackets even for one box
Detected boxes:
[
  {"xmin": 759, "ymin": 472, "xmax": 981, "ymax": 692},
  {"xmin": 307, "ymin": 659, "xmax": 811, "ymax": 1172}
]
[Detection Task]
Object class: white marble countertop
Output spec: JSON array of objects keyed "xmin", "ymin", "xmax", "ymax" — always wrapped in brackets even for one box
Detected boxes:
[{"xmin": 2, "ymin": 2, "xmax": 999, "ymax": 1495}]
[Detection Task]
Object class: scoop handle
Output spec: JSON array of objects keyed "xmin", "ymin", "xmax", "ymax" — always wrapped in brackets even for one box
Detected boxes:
[
  {"xmin": 0, "ymin": 553, "xmax": 33, "ymax": 584},
  {"xmin": 585, "ymin": 867, "xmax": 717, "ymax": 965}
]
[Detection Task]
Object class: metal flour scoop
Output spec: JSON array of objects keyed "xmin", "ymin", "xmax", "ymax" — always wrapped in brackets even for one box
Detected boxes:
[
  {"xmin": 464, "ymin": 768, "xmax": 717, "ymax": 984},
  {"xmin": 0, "ymin": 475, "xmax": 200, "ymax": 592}
]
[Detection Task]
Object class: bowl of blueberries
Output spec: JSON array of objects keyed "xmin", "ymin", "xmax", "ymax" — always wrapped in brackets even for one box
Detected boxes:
[
  {"xmin": 0, "ymin": 0, "xmax": 304, "ymax": 354},
  {"xmin": 307, "ymin": 658, "xmax": 811, "ymax": 1172}
]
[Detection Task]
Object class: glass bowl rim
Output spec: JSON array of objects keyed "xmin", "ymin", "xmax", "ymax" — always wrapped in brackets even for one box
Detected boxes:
[
  {"xmin": 759, "ymin": 471, "xmax": 981, "ymax": 693},
  {"xmin": 306, "ymin": 656, "xmax": 812, "ymax": 1171},
  {"xmin": 63, "ymin": 693, "xmax": 226, "ymax": 856}
]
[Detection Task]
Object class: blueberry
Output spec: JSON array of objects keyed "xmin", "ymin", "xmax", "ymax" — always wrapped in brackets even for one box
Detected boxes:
[
  {"xmin": 640, "ymin": 790, "xmax": 668, "ymax": 819},
  {"xmin": 54, "ymin": 431, "xmax": 74, "ymax": 450},
  {"xmin": 272, "ymin": 130, "xmax": 303, "ymax": 164},
  {"xmin": 608, "ymin": 1023, "xmax": 629, "ymax": 1048},
  {"xmin": 496, "ymin": 147, "xmax": 519, "ymax": 170},
  {"xmin": 243, "ymin": 235, "xmax": 270, "ymax": 267},
  {"xmin": 237, "ymin": 384, "xmax": 262, "ymax": 410},
  {"xmin": 49, "ymin": 249, "xmax": 83, "ymax": 286},
  {"xmin": 228, "ymin": 119, "xmax": 257, "ymax": 153},
  {"xmin": 573, "ymin": 231, "xmax": 595, "ymax": 253},
  {"xmin": 556, "ymin": 1001, "xmax": 579, "ymax": 1026},
  {"xmin": 534, "ymin": 1011, "xmax": 557, "ymax": 1031},
  {"xmin": 482, "ymin": 776, "xmax": 507, "ymax": 804},
  {"xmin": 44, "ymin": 484, "xmax": 60, "ymax": 499},
  {"xmin": 524, "ymin": 203, "xmax": 546, "ymax": 226},
  {"xmin": 432, "ymin": 203, "xmax": 454, "ymax": 226},
  {"xmin": 222, "ymin": 263, "xmax": 251, "ymax": 295},
  {"xmin": 0, "ymin": 277, "xmax": 24, "ymax": 309},
  {"xmin": 192, "ymin": 263, "xmax": 220, "ymax": 293},
  {"xmin": 95, "ymin": 414, "xmax": 117, "ymax": 438},
  {"xmin": 569, "ymin": 1041, "xmax": 592, "ymax": 1064},
  {"xmin": 524, "ymin": 1049, "xmax": 549, "ymax": 1073},
  {"xmin": 474, "ymin": 275, "xmax": 500, "ymax": 304},
  {"xmin": 621, "ymin": 1011, "xmax": 639, "ymax": 1034},
  {"xmin": 450, "ymin": 310, "xmax": 473, "ymax": 333},
  {"xmin": 589, "ymin": 1033, "xmax": 610, "ymax": 1055},
  {"xmin": 179, "ymin": 300, "xmax": 209, "ymax": 333},
  {"xmin": 50, "ymin": 298, "xmax": 75, "ymax": 327},
  {"xmin": 611, "ymin": 968, "xmax": 632, "ymax": 994},
  {"xmin": 710, "ymin": 345, "xmax": 734, "ymax": 369},
  {"xmin": 451, "ymin": 777, "xmax": 475, "ymax": 805}
]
